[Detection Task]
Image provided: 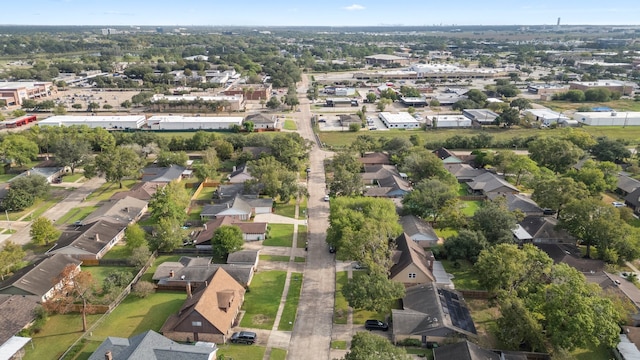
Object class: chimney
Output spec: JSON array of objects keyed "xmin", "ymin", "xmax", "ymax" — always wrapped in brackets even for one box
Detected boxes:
[
  {"xmin": 203, "ymin": 224, "xmax": 207, "ymax": 231},
  {"xmin": 169, "ymin": 270, "xmax": 174, "ymax": 278},
  {"xmin": 186, "ymin": 282, "xmax": 192, "ymax": 299},
  {"xmin": 232, "ymin": 166, "xmax": 236, "ymax": 172},
  {"xmin": 105, "ymin": 351, "xmax": 113, "ymax": 360},
  {"xmin": 95, "ymin": 233, "xmax": 100, "ymax": 242}
]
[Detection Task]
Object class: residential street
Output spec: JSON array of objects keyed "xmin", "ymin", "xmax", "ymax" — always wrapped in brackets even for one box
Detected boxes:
[{"xmin": 287, "ymin": 75, "xmax": 336, "ymax": 360}]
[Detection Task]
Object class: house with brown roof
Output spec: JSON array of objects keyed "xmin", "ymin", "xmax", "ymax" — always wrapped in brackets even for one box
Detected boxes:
[
  {"xmin": 161, "ymin": 268, "xmax": 245, "ymax": 343},
  {"xmin": 110, "ymin": 182, "xmax": 159, "ymax": 201},
  {"xmin": 358, "ymin": 152, "xmax": 391, "ymax": 166},
  {"xmin": 194, "ymin": 217, "xmax": 268, "ymax": 249},
  {"xmin": 0, "ymin": 254, "xmax": 82, "ymax": 302},
  {"xmin": 390, "ymin": 233, "xmax": 436, "ymax": 287},
  {"xmin": 48, "ymin": 219, "xmax": 127, "ymax": 260},
  {"xmin": 82, "ymin": 196, "xmax": 148, "ymax": 226}
]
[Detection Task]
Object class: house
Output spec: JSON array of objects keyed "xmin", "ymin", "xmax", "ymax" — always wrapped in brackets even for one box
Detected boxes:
[
  {"xmin": 82, "ymin": 196, "xmax": 148, "ymax": 226},
  {"xmin": 141, "ymin": 165, "xmax": 186, "ymax": 183},
  {"xmin": 489, "ymin": 193, "xmax": 543, "ymax": 217},
  {"xmin": 110, "ymin": 182, "xmax": 159, "ymax": 201},
  {"xmin": 519, "ymin": 216, "xmax": 575, "ymax": 244},
  {"xmin": 587, "ymin": 272, "xmax": 640, "ymax": 326},
  {"xmin": 200, "ymin": 195, "xmax": 273, "ymax": 221},
  {"xmin": 226, "ymin": 250, "xmax": 260, "ymax": 271},
  {"xmin": 364, "ymin": 175, "xmax": 411, "ymax": 198},
  {"xmin": 361, "ymin": 165, "xmax": 402, "ymax": 185},
  {"xmin": 227, "ymin": 165, "xmax": 254, "ymax": 184},
  {"xmin": 244, "ymin": 113, "xmax": 277, "ymax": 129},
  {"xmin": 444, "ymin": 163, "xmax": 487, "ymax": 183},
  {"xmin": 392, "ymin": 284, "xmax": 477, "ymax": 345},
  {"xmin": 0, "ymin": 254, "xmax": 82, "ymax": 302},
  {"xmin": 358, "ymin": 152, "xmax": 391, "ymax": 166},
  {"xmin": 88, "ymin": 330, "xmax": 217, "ymax": 360},
  {"xmin": 161, "ymin": 268, "xmax": 245, "ymax": 343},
  {"xmin": 195, "ymin": 217, "xmax": 267, "ymax": 248},
  {"xmin": 390, "ymin": 233, "xmax": 436, "ymax": 286},
  {"xmin": 617, "ymin": 173, "xmax": 640, "ymax": 197},
  {"xmin": 433, "ymin": 340, "xmax": 551, "ymax": 360},
  {"xmin": 48, "ymin": 219, "xmax": 127, "ymax": 260},
  {"xmin": 153, "ymin": 257, "xmax": 255, "ymax": 288},
  {"xmin": 625, "ymin": 187, "xmax": 640, "ymax": 214},
  {"xmin": 338, "ymin": 114, "xmax": 362, "ymax": 128},
  {"xmin": 433, "ymin": 147, "xmax": 463, "ymax": 164},
  {"xmin": 399, "ymin": 215, "xmax": 440, "ymax": 248},
  {"xmin": 462, "ymin": 109, "xmax": 499, "ymax": 126},
  {"xmin": 467, "ymin": 172, "xmax": 519, "ymax": 197},
  {"xmin": 536, "ymin": 243, "xmax": 605, "ymax": 273},
  {"xmin": 241, "ymin": 147, "xmax": 272, "ymax": 159},
  {"xmin": 0, "ymin": 294, "xmax": 39, "ymax": 359}
]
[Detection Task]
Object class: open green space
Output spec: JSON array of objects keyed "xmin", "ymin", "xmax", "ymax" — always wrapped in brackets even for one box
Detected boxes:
[
  {"xmin": 195, "ymin": 186, "xmax": 216, "ymax": 200},
  {"xmin": 539, "ymin": 99, "xmax": 640, "ymax": 113},
  {"xmin": 269, "ymin": 348, "xmax": 287, "ymax": 360},
  {"xmin": 72, "ymin": 291, "xmax": 187, "ymax": 360},
  {"xmin": 278, "ymin": 272, "xmax": 303, "ymax": 331},
  {"xmin": 62, "ymin": 173, "xmax": 85, "ymax": 183},
  {"xmin": 216, "ymin": 344, "xmax": 266, "ymax": 360},
  {"xmin": 55, "ymin": 205, "xmax": 99, "ymax": 225},
  {"xmin": 22, "ymin": 313, "xmax": 102, "ymax": 360},
  {"xmin": 283, "ymin": 119, "xmax": 297, "ymax": 130},
  {"xmin": 187, "ymin": 205, "xmax": 203, "ymax": 221},
  {"xmin": 259, "ymin": 254, "xmax": 290, "ymax": 262},
  {"xmin": 0, "ymin": 174, "xmax": 16, "ymax": 182},
  {"xmin": 263, "ymin": 224, "xmax": 294, "ymax": 247},
  {"xmin": 273, "ymin": 200, "xmax": 296, "ymax": 218},
  {"xmin": 297, "ymin": 225, "xmax": 307, "ymax": 248},
  {"xmin": 86, "ymin": 180, "xmax": 138, "ymax": 202},
  {"xmin": 467, "ymin": 299, "xmax": 500, "ymax": 349},
  {"xmin": 461, "ymin": 200, "xmax": 483, "ymax": 217},
  {"xmin": 240, "ymin": 270, "xmax": 287, "ymax": 330},
  {"xmin": 100, "ymin": 245, "xmax": 133, "ymax": 259},
  {"xmin": 571, "ymin": 343, "xmax": 614, "ymax": 360},
  {"xmin": 334, "ymin": 271, "xmax": 349, "ymax": 324},
  {"xmin": 440, "ymin": 259, "xmax": 483, "ymax": 290},
  {"xmin": 82, "ymin": 266, "xmax": 136, "ymax": 286}
]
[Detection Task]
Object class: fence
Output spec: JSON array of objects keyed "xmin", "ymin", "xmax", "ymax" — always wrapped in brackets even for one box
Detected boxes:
[
  {"xmin": 458, "ymin": 289, "xmax": 492, "ymax": 300},
  {"xmin": 58, "ymin": 251, "xmax": 158, "ymax": 360}
]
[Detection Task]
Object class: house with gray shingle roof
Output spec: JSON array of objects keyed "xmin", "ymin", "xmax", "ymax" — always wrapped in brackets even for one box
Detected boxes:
[
  {"xmin": 82, "ymin": 196, "xmax": 148, "ymax": 226},
  {"xmin": 141, "ymin": 165, "xmax": 186, "ymax": 183},
  {"xmin": 488, "ymin": 193, "xmax": 543, "ymax": 217},
  {"xmin": 88, "ymin": 330, "xmax": 217, "ymax": 360},
  {"xmin": 227, "ymin": 164, "xmax": 254, "ymax": 184},
  {"xmin": 195, "ymin": 217, "xmax": 267, "ymax": 248},
  {"xmin": 617, "ymin": 173, "xmax": 640, "ymax": 196},
  {"xmin": 200, "ymin": 195, "xmax": 272, "ymax": 221},
  {"xmin": 153, "ymin": 257, "xmax": 254, "ymax": 288},
  {"xmin": 0, "ymin": 295, "xmax": 38, "ymax": 345},
  {"xmin": 444, "ymin": 163, "xmax": 487, "ymax": 183},
  {"xmin": 467, "ymin": 172, "xmax": 519, "ymax": 197},
  {"xmin": 48, "ymin": 219, "xmax": 127, "ymax": 260},
  {"xmin": 399, "ymin": 215, "xmax": 439, "ymax": 248},
  {"xmin": 244, "ymin": 113, "xmax": 277, "ymax": 129}
]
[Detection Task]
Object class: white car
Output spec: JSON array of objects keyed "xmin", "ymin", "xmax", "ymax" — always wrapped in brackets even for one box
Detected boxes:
[
  {"xmin": 612, "ymin": 201, "xmax": 625, "ymax": 208},
  {"xmin": 324, "ymin": 195, "xmax": 330, "ymax": 202}
]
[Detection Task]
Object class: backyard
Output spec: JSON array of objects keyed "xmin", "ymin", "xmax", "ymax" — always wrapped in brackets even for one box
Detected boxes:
[
  {"xmin": 239, "ymin": 270, "xmax": 287, "ymax": 330},
  {"xmin": 439, "ymin": 259, "xmax": 483, "ymax": 290}
]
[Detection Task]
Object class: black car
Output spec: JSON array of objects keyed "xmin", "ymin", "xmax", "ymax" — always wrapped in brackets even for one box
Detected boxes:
[
  {"xmin": 230, "ymin": 331, "xmax": 257, "ymax": 344},
  {"xmin": 328, "ymin": 245, "xmax": 336, "ymax": 253},
  {"xmin": 365, "ymin": 319, "xmax": 389, "ymax": 331}
]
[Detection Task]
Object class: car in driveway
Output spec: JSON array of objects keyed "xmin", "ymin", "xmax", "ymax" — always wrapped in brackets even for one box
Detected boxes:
[
  {"xmin": 324, "ymin": 195, "xmax": 330, "ymax": 201},
  {"xmin": 230, "ymin": 331, "xmax": 257, "ymax": 344},
  {"xmin": 365, "ymin": 319, "xmax": 389, "ymax": 331},
  {"xmin": 612, "ymin": 201, "xmax": 626, "ymax": 208}
]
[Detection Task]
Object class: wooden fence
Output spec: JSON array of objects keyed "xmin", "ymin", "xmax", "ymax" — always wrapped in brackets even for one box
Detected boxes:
[{"xmin": 458, "ymin": 289, "xmax": 492, "ymax": 300}]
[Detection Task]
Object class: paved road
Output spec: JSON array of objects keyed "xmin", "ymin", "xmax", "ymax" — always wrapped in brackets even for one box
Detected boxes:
[{"xmin": 287, "ymin": 75, "xmax": 336, "ymax": 360}]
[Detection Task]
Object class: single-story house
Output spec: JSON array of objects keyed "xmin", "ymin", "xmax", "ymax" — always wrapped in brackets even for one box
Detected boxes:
[
  {"xmin": 200, "ymin": 195, "xmax": 273, "ymax": 221},
  {"xmin": 433, "ymin": 340, "xmax": 551, "ymax": 360},
  {"xmin": 462, "ymin": 109, "xmax": 499, "ymax": 126},
  {"xmin": 519, "ymin": 216, "xmax": 575, "ymax": 244},
  {"xmin": 361, "ymin": 165, "xmax": 403, "ymax": 185},
  {"xmin": 467, "ymin": 172, "xmax": 519, "ymax": 197},
  {"xmin": 364, "ymin": 175, "xmax": 411, "ymax": 198},
  {"xmin": 399, "ymin": 215, "xmax": 440, "ymax": 248},
  {"xmin": 488, "ymin": 193, "xmax": 543, "ymax": 217},
  {"xmin": 390, "ymin": 233, "xmax": 436, "ymax": 286},
  {"xmin": 226, "ymin": 250, "xmax": 260, "ymax": 271},
  {"xmin": 0, "ymin": 294, "xmax": 39, "ymax": 355},
  {"xmin": 0, "ymin": 254, "xmax": 82, "ymax": 302},
  {"xmin": 194, "ymin": 217, "xmax": 268, "ymax": 248},
  {"xmin": 227, "ymin": 165, "xmax": 254, "ymax": 184},
  {"xmin": 444, "ymin": 163, "xmax": 487, "ymax": 183},
  {"xmin": 153, "ymin": 257, "xmax": 255, "ymax": 288},
  {"xmin": 358, "ymin": 152, "xmax": 391, "ymax": 166},
  {"xmin": 141, "ymin": 165, "xmax": 186, "ymax": 183},
  {"xmin": 82, "ymin": 196, "xmax": 148, "ymax": 226},
  {"xmin": 244, "ymin": 113, "xmax": 277, "ymax": 129},
  {"xmin": 392, "ymin": 284, "xmax": 477, "ymax": 345},
  {"xmin": 625, "ymin": 187, "xmax": 640, "ymax": 214},
  {"xmin": 88, "ymin": 330, "xmax": 217, "ymax": 360},
  {"xmin": 617, "ymin": 173, "xmax": 640, "ymax": 197},
  {"xmin": 161, "ymin": 268, "xmax": 245, "ymax": 343},
  {"xmin": 48, "ymin": 219, "xmax": 127, "ymax": 260},
  {"xmin": 110, "ymin": 182, "xmax": 159, "ymax": 201},
  {"xmin": 536, "ymin": 243, "xmax": 605, "ymax": 274},
  {"xmin": 433, "ymin": 147, "xmax": 463, "ymax": 164}
]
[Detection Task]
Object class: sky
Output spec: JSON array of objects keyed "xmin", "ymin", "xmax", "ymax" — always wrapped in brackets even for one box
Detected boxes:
[{"xmin": 0, "ymin": 0, "xmax": 638, "ymax": 27}]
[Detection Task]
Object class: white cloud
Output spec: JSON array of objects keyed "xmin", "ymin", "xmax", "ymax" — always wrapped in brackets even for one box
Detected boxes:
[{"xmin": 344, "ymin": 4, "xmax": 365, "ymax": 11}]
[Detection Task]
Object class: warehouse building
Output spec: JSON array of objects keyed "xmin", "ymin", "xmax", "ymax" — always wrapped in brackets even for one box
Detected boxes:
[
  {"xmin": 378, "ymin": 112, "xmax": 421, "ymax": 129},
  {"xmin": 574, "ymin": 111, "xmax": 640, "ymax": 126},
  {"xmin": 569, "ymin": 80, "xmax": 635, "ymax": 96},
  {"xmin": 38, "ymin": 115, "xmax": 146, "ymax": 129},
  {"xmin": 147, "ymin": 115, "xmax": 243, "ymax": 130},
  {"xmin": 462, "ymin": 109, "xmax": 499, "ymax": 125},
  {"xmin": 365, "ymin": 54, "xmax": 410, "ymax": 66},
  {"xmin": 431, "ymin": 115, "xmax": 472, "ymax": 128},
  {"xmin": 524, "ymin": 109, "xmax": 570, "ymax": 126}
]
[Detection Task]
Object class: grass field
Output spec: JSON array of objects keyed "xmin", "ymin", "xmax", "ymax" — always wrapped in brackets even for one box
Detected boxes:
[
  {"xmin": 539, "ymin": 99, "xmax": 640, "ymax": 113},
  {"xmin": 273, "ymin": 200, "xmax": 296, "ymax": 218},
  {"xmin": 294, "ymin": 256, "xmax": 306, "ymax": 263},
  {"xmin": 269, "ymin": 348, "xmax": 287, "ymax": 360},
  {"xmin": 7, "ymin": 194, "xmax": 63, "ymax": 221},
  {"xmin": 259, "ymin": 254, "xmax": 290, "ymax": 262},
  {"xmin": 461, "ymin": 200, "xmax": 483, "ymax": 217},
  {"xmin": 283, "ymin": 119, "xmax": 297, "ymax": 130},
  {"xmin": 440, "ymin": 259, "xmax": 483, "ymax": 290},
  {"xmin": 467, "ymin": 299, "xmax": 500, "ymax": 349},
  {"xmin": 195, "ymin": 186, "xmax": 217, "ymax": 200},
  {"xmin": 22, "ymin": 313, "xmax": 102, "ymax": 360},
  {"xmin": 263, "ymin": 224, "xmax": 294, "ymax": 247},
  {"xmin": 334, "ymin": 271, "xmax": 349, "ymax": 324},
  {"xmin": 62, "ymin": 173, "xmax": 84, "ymax": 183},
  {"xmin": 278, "ymin": 272, "xmax": 303, "ymax": 331},
  {"xmin": 297, "ymin": 225, "xmax": 307, "ymax": 248},
  {"xmin": 82, "ymin": 266, "xmax": 136, "ymax": 287},
  {"xmin": 240, "ymin": 271, "xmax": 287, "ymax": 330},
  {"xmin": 216, "ymin": 344, "xmax": 266, "ymax": 360},
  {"xmin": 331, "ymin": 340, "xmax": 348, "ymax": 349},
  {"xmin": 55, "ymin": 205, "xmax": 99, "ymax": 225}
]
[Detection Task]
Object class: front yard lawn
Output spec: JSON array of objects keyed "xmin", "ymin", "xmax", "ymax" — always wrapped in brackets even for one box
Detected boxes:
[
  {"xmin": 334, "ymin": 271, "xmax": 349, "ymax": 324},
  {"xmin": 331, "ymin": 340, "xmax": 348, "ymax": 350},
  {"xmin": 62, "ymin": 173, "xmax": 84, "ymax": 183},
  {"xmin": 263, "ymin": 224, "xmax": 294, "ymax": 247},
  {"xmin": 86, "ymin": 180, "xmax": 138, "ymax": 202},
  {"xmin": 240, "ymin": 270, "xmax": 287, "ymax": 329},
  {"xmin": 216, "ymin": 344, "xmax": 266, "ymax": 360},
  {"xmin": 283, "ymin": 119, "xmax": 297, "ymax": 130},
  {"xmin": 440, "ymin": 260, "xmax": 483, "ymax": 290},
  {"xmin": 269, "ymin": 348, "xmax": 287, "ymax": 360},
  {"xmin": 273, "ymin": 200, "xmax": 296, "ymax": 218},
  {"xmin": 297, "ymin": 225, "xmax": 307, "ymax": 248},
  {"xmin": 278, "ymin": 272, "xmax": 303, "ymax": 331},
  {"xmin": 55, "ymin": 205, "xmax": 99, "ymax": 225},
  {"xmin": 260, "ymin": 255, "xmax": 290, "ymax": 262},
  {"xmin": 7, "ymin": 194, "xmax": 63, "ymax": 221}
]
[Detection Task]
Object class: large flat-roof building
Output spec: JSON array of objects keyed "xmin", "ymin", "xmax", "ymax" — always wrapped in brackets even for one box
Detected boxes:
[
  {"xmin": 462, "ymin": 109, "xmax": 499, "ymax": 125},
  {"xmin": 431, "ymin": 115, "xmax": 472, "ymax": 128},
  {"xmin": 147, "ymin": 115, "xmax": 243, "ymax": 130},
  {"xmin": 574, "ymin": 111, "xmax": 640, "ymax": 126},
  {"xmin": 569, "ymin": 80, "xmax": 635, "ymax": 96},
  {"xmin": 0, "ymin": 81, "xmax": 52, "ymax": 106},
  {"xmin": 150, "ymin": 94, "xmax": 244, "ymax": 111},
  {"xmin": 378, "ymin": 112, "xmax": 421, "ymax": 129},
  {"xmin": 524, "ymin": 109, "xmax": 571, "ymax": 126},
  {"xmin": 527, "ymin": 83, "xmax": 570, "ymax": 96},
  {"xmin": 365, "ymin": 54, "xmax": 410, "ymax": 66},
  {"xmin": 38, "ymin": 115, "xmax": 146, "ymax": 129}
]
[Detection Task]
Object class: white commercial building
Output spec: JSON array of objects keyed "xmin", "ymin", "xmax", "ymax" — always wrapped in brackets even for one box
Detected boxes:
[
  {"xmin": 38, "ymin": 115, "xmax": 146, "ymax": 129},
  {"xmin": 431, "ymin": 115, "xmax": 472, "ymax": 128},
  {"xmin": 147, "ymin": 115, "xmax": 243, "ymax": 130},
  {"xmin": 524, "ymin": 109, "xmax": 570, "ymax": 126},
  {"xmin": 150, "ymin": 94, "xmax": 244, "ymax": 111},
  {"xmin": 574, "ymin": 111, "xmax": 640, "ymax": 126},
  {"xmin": 378, "ymin": 112, "xmax": 421, "ymax": 129}
]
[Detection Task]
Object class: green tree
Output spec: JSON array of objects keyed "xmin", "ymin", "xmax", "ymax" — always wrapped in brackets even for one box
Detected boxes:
[
  {"xmin": 29, "ymin": 217, "xmax": 60, "ymax": 246},
  {"xmin": 0, "ymin": 241, "xmax": 26, "ymax": 279},
  {"xmin": 266, "ymin": 96, "xmax": 281, "ymax": 110},
  {"xmin": 129, "ymin": 245, "xmax": 152, "ymax": 269},
  {"xmin": 328, "ymin": 151, "xmax": 363, "ymax": 197},
  {"xmin": 496, "ymin": 296, "xmax": 546, "ymax": 352},
  {"xmin": 376, "ymin": 98, "xmax": 392, "ymax": 112},
  {"xmin": 193, "ymin": 147, "xmax": 219, "ymax": 181},
  {"xmin": 531, "ymin": 175, "xmax": 589, "ymax": 217},
  {"xmin": 124, "ymin": 223, "xmax": 147, "ymax": 250},
  {"xmin": 44, "ymin": 266, "xmax": 96, "ymax": 332},
  {"xmin": 243, "ymin": 121, "xmax": 255, "ymax": 133},
  {"xmin": 591, "ymin": 137, "xmax": 631, "ymax": 162},
  {"xmin": 400, "ymin": 148, "xmax": 456, "ymax": 184},
  {"xmin": 366, "ymin": 92, "xmax": 377, "ymax": 103},
  {"xmin": 344, "ymin": 332, "xmax": 411, "ymax": 360},
  {"xmin": 93, "ymin": 146, "xmax": 145, "ymax": 188},
  {"xmin": 566, "ymin": 160, "xmax": 618, "ymax": 196},
  {"xmin": 509, "ymin": 98, "xmax": 531, "ymax": 111},
  {"xmin": 11, "ymin": 109, "xmax": 26, "ymax": 117},
  {"xmin": 402, "ymin": 178, "xmax": 458, "ymax": 225},
  {"xmin": 156, "ymin": 150, "xmax": 188, "ymax": 167},
  {"xmin": 470, "ymin": 201, "xmax": 519, "ymax": 245},
  {"xmin": 497, "ymin": 107, "xmax": 521, "ymax": 126},
  {"xmin": 528, "ymin": 137, "xmax": 584, "ymax": 173},
  {"xmin": 211, "ymin": 225, "xmax": 244, "ymax": 259},
  {"xmin": 443, "ymin": 230, "xmax": 487, "ymax": 263},
  {"xmin": 53, "ymin": 135, "xmax": 91, "ymax": 174},
  {"xmin": 494, "ymin": 151, "xmax": 539, "ymax": 186},
  {"xmin": 0, "ymin": 134, "xmax": 39, "ymax": 167},
  {"xmin": 148, "ymin": 180, "xmax": 191, "ymax": 224},
  {"xmin": 269, "ymin": 133, "xmax": 310, "ymax": 172},
  {"xmin": 342, "ymin": 272, "xmax": 406, "ymax": 313},
  {"xmin": 465, "ymin": 89, "xmax": 488, "ymax": 107},
  {"xmin": 149, "ymin": 217, "xmax": 184, "ymax": 252},
  {"xmin": 2, "ymin": 175, "xmax": 49, "ymax": 211}
]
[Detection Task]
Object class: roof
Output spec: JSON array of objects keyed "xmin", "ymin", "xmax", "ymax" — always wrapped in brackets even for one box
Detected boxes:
[
  {"xmin": 433, "ymin": 147, "xmax": 461, "ymax": 162},
  {"xmin": 358, "ymin": 152, "xmax": 391, "ymax": 165},
  {"xmin": 390, "ymin": 233, "xmax": 435, "ymax": 282},
  {"xmin": 88, "ymin": 330, "xmax": 216, "ymax": 360},
  {"xmin": 512, "ymin": 224, "xmax": 533, "ymax": 241},
  {"xmin": 392, "ymin": 284, "xmax": 476, "ymax": 338},
  {"xmin": 141, "ymin": 165, "xmax": 186, "ymax": 183},
  {"xmin": 467, "ymin": 172, "xmax": 519, "ymax": 194},
  {"xmin": 361, "ymin": 165, "xmax": 400, "ymax": 182},
  {"xmin": 618, "ymin": 334, "xmax": 640, "ymax": 360},
  {"xmin": 365, "ymin": 54, "xmax": 407, "ymax": 61},
  {"xmin": 0, "ymin": 295, "xmax": 38, "ymax": 344},
  {"xmin": 444, "ymin": 163, "xmax": 486, "ymax": 180},
  {"xmin": 433, "ymin": 340, "xmax": 500, "ymax": 360},
  {"xmin": 0, "ymin": 336, "xmax": 32, "ymax": 360},
  {"xmin": 536, "ymin": 243, "xmax": 605, "ymax": 273},
  {"xmin": 244, "ymin": 113, "xmax": 276, "ymax": 125},
  {"xmin": 110, "ymin": 182, "xmax": 159, "ymax": 201},
  {"xmin": 242, "ymin": 147, "xmax": 271, "ymax": 159},
  {"xmin": 83, "ymin": 196, "xmax": 147, "ymax": 225},
  {"xmin": 399, "ymin": 215, "xmax": 439, "ymax": 242},
  {"xmin": 153, "ymin": 258, "xmax": 254, "ymax": 286},
  {"xmin": 618, "ymin": 174, "xmax": 640, "ymax": 194},
  {"xmin": 51, "ymin": 219, "xmax": 125, "ymax": 256},
  {"xmin": 462, "ymin": 109, "xmax": 499, "ymax": 123},
  {"xmin": 162, "ymin": 268, "xmax": 245, "ymax": 336},
  {"xmin": 195, "ymin": 218, "xmax": 267, "ymax": 245},
  {"xmin": 489, "ymin": 193, "xmax": 542, "ymax": 215},
  {"xmin": 0, "ymin": 254, "xmax": 82, "ymax": 298},
  {"xmin": 226, "ymin": 250, "xmax": 259, "ymax": 265},
  {"xmin": 519, "ymin": 216, "xmax": 573, "ymax": 242}
]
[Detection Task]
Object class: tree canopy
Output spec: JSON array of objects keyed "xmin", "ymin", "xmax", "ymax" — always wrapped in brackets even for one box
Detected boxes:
[{"xmin": 211, "ymin": 225, "xmax": 244, "ymax": 259}]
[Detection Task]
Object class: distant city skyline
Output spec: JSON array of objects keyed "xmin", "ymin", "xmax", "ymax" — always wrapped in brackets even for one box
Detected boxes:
[{"xmin": 1, "ymin": 0, "xmax": 639, "ymax": 27}]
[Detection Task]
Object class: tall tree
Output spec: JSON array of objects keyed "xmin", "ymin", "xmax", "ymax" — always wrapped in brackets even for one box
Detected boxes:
[
  {"xmin": 93, "ymin": 146, "xmax": 145, "ymax": 188},
  {"xmin": 148, "ymin": 180, "xmax": 190, "ymax": 224},
  {"xmin": 211, "ymin": 225, "xmax": 244, "ymax": 259},
  {"xmin": 328, "ymin": 151, "xmax": 363, "ymax": 197},
  {"xmin": 342, "ymin": 272, "xmax": 406, "ymax": 313},
  {"xmin": 402, "ymin": 178, "xmax": 458, "ymax": 225},
  {"xmin": 400, "ymin": 149, "xmax": 456, "ymax": 184},
  {"xmin": 149, "ymin": 217, "xmax": 184, "ymax": 252},
  {"xmin": 193, "ymin": 147, "xmax": 219, "ymax": 181},
  {"xmin": 0, "ymin": 134, "xmax": 39, "ymax": 168},
  {"xmin": 29, "ymin": 217, "xmax": 60, "ymax": 246},
  {"xmin": 344, "ymin": 332, "xmax": 411, "ymax": 360},
  {"xmin": 53, "ymin": 135, "xmax": 91, "ymax": 175},
  {"xmin": 528, "ymin": 137, "xmax": 584, "ymax": 173},
  {"xmin": 443, "ymin": 230, "xmax": 487, "ymax": 263},
  {"xmin": 0, "ymin": 241, "xmax": 26, "ymax": 280},
  {"xmin": 531, "ymin": 175, "xmax": 589, "ymax": 217},
  {"xmin": 124, "ymin": 223, "xmax": 147, "ymax": 250},
  {"xmin": 44, "ymin": 265, "xmax": 96, "ymax": 332},
  {"xmin": 470, "ymin": 201, "xmax": 519, "ymax": 245}
]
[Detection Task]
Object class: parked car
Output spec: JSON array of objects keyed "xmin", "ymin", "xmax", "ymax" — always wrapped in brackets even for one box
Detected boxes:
[
  {"xmin": 353, "ymin": 262, "xmax": 367, "ymax": 270},
  {"xmin": 612, "ymin": 201, "xmax": 626, "ymax": 208},
  {"xmin": 324, "ymin": 195, "xmax": 330, "ymax": 201},
  {"xmin": 365, "ymin": 319, "xmax": 389, "ymax": 331},
  {"xmin": 328, "ymin": 245, "xmax": 336, "ymax": 253},
  {"xmin": 230, "ymin": 331, "xmax": 257, "ymax": 344}
]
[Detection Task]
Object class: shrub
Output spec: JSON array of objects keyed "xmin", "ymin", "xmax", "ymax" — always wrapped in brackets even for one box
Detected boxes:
[
  {"xmin": 398, "ymin": 338, "xmax": 423, "ymax": 347},
  {"xmin": 132, "ymin": 281, "xmax": 155, "ymax": 298}
]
